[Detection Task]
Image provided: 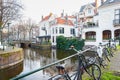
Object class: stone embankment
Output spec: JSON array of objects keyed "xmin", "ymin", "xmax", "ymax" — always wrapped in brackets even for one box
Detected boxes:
[{"xmin": 0, "ymin": 47, "xmax": 23, "ymax": 69}]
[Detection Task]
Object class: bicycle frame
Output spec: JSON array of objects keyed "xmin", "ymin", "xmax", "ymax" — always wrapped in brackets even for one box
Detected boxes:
[{"xmin": 48, "ymin": 46, "xmax": 101, "ymax": 80}]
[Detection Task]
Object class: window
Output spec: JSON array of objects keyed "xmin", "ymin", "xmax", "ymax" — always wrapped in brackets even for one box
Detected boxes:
[
  {"xmin": 114, "ymin": 9, "xmax": 120, "ymax": 24},
  {"xmin": 115, "ymin": 9, "xmax": 120, "ymax": 19},
  {"xmin": 56, "ymin": 27, "xmax": 58, "ymax": 34},
  {"xmin": 70, "ymin": 28, "xmax": 75, "ymax": 35},
  {"xmin": 59, "ymin": 27, "xmax": 64, "ymax": 34},
  {"xmin": 52, "ymin": 28, "xmax": 54, "ymax": 34},
  {"xmin": 88, "ymin": 8, "xmax": 91, "ymax": 13}
]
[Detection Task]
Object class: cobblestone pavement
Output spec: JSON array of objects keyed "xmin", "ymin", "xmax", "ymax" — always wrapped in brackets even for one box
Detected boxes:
[{"xmin": 109, "ymin": 50, "xmax": 120, "ymax": 72}]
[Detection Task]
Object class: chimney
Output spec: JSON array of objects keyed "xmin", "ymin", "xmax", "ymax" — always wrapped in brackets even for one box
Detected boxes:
[
  {"xmin": 94, "ymin": 0, "xmax": 98, "ymax": 14},
  {"xmin": 101, "ymin": 0, "xmax": 104, "ymax": 5},
  {"xmin": 95, "ymin": 0, "xmax": 98, "ymax": 8},
  {"xmin": 65, "ymin": 14, "xmax": 68, "ymax": 24},
  {"xmin": 65, "ymin": 14, "xmax": 68, "ymax": 20},
  {"xmin": 61, "ymin": 10, "xmax": 64, "ymax": 17},
  {"xmin": 41, "ymin": 15, "xmax": 43, "ymax": 20}
]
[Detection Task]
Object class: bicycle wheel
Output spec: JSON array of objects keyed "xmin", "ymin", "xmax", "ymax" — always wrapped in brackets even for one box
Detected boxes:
[
  {"xmin": 109, "ymin": 49, "xmax": 114, "ymax": 57},
  {"xmin": 97, "ymin": 57, "xmax": 105, "ymax": 68},
  {"xmin": 103, "ymin": 49, "xmax": 110, "ymax": 62},
  {"xmin": 107, "ymin": 48, "xmax": 114, "ymax": 57},
  {"xmin": 92, "ymin": 64, "xmax": 101, "ymax": 80}
]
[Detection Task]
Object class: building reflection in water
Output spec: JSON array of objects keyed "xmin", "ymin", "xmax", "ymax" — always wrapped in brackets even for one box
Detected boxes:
[{"xmin": 6, "ymin": 48, "xmax": 76, "ymax": 80}]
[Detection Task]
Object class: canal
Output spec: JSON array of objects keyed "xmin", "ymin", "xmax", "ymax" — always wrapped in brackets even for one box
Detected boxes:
[
  {"xmin": 0, "ymin": 45, "xmax": 96, "ymax": 80},
  {"xmin": 0, "ymin": 47, "xmax": 77, "ymax": 80}
]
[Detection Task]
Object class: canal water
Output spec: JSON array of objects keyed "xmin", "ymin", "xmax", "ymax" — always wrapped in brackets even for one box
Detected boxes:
[
  {"xmin": 0, "ymin": 46, "xmax": 96, "ymax": 80},
  {"xmin": 0, "ymin": 47, "xmax": 78, "ymax": 80}
]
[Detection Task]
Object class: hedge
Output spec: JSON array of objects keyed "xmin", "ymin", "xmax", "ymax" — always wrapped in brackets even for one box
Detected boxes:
[{"xmin": 56, "ymin": 36, "xmax": 85, "ymax": 50}]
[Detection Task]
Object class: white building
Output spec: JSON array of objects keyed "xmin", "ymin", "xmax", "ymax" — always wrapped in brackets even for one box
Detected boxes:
[
  {"xmin": 81, "ymin": 0, "xmax": 120, "ymax": 46},
  {"xmin": 38, "ymin": 13, "xmax": 79, "ymax": 45}
]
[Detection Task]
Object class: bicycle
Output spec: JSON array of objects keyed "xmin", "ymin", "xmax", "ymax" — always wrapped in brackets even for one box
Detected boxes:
[
  {"xmin": 99, "ymin": 43, "xmax": 113, "ymax": 62},
  {"xmin": 48, "ymin": 46, "xmax": 101, "ymax": 80},
  {"xmin": 86, "ymin": 45, "xmax": 109, "ymax": 70},
  {"xmin": 111, "ymin": 39, "xmax": 117, "ymax": 51},
  {"xmin": 94, "ymin": 43, "xmax": 114, "ymax": 68}
]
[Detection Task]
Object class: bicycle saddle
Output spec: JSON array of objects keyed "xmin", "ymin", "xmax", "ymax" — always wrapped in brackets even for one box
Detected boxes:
[{"xmin": 56, "ymin": 63, "xmax": 66, "ymax": 70}]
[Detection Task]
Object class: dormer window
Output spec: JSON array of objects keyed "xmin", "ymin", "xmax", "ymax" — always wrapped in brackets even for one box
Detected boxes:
[{"xmin": 88, "ymin": 8, "xmax": 91, "ymax": 13}]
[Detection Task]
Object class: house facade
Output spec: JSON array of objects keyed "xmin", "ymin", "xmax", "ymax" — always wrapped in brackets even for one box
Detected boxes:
[
  {"xmin": 38, "ymin": 13, "xmax": 79, "ymax": 45},
  {"xmin": 81, "ymin": 0, "xmax": 120, "ymax": 46}
]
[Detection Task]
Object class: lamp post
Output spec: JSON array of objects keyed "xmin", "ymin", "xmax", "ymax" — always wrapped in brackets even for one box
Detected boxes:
[
  {"xmin": 7, "ymin": 23, "xmax": 11, "ymax": 45},
  {"xmin": 0, "ymin": 21, "xmax": 2, "ymax": 44},
  {"xmin": 0, "ymin": 27, "xmax": 2, "ymax": 44}
]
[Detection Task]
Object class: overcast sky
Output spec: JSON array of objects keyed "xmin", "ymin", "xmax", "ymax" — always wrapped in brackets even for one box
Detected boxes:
[{"xmin": 22, "ymin": 0, "xmax": 99, "ymax": 23}]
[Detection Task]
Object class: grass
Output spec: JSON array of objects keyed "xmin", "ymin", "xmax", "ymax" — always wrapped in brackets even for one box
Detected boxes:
[
  {"xmin": 82, "ymin": 70, "xmax": 120, "ymax": 80},
  {"xmin": 82, "ymin": 47, "xmax": 120, "ymax": 80},
  {"xmin": 101, "ymin": 71, "xmax": 120, "ymax": 80},
  {"xmin": 117, "ymin": 45, "xmax": 120, "ymax": 50}
]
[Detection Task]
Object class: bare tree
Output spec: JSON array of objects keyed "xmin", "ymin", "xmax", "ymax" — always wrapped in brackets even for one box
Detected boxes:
[
  {"xmin": 0, "ymin": 0, "xmax": 23, "ymax": 44},
  {"xmin": 0, "ymin": 0, "xmax": 23, "ymax": 27},
  {"xmin": 26, "ymin": 18, "xmax": 37, "ymax": 41},
  {"xmin": 11, "ymin": 18, "xmax": 38, "ymax": 41}
]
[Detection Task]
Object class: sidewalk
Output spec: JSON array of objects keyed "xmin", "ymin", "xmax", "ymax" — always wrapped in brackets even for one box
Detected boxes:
[{"xmin": 109, "ymin": 50, "xmax": 120, "ymax": 72}]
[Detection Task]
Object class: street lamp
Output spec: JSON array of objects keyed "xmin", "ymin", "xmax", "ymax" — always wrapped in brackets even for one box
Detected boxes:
[
  {"xmin": 0, "ymin": 21, "xmax": 3, "ymax": 44},
  {"xmin": 7, "ymin": 22, "xmax": 11, "ymax": 45}
]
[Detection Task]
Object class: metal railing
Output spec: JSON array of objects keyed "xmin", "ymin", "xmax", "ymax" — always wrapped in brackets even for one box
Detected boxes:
[{"xmin": 10, "ymin": 46, "xmax": 96, "ymax": 80}]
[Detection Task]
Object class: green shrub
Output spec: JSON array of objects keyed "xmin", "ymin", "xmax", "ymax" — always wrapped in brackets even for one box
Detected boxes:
[{"xmin": 57, "ymin": 36, "xmax": 85, "ymax": 50}]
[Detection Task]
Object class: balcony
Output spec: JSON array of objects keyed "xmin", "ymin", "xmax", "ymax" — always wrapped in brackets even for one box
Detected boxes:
[
  {"xmin": 113, "ymin": 19, "xmax": 120, "ymax": 26},
  {"xmin": 41, "ymin": 27, "xmax": 46, "ymax": 30},
  {"xmin": 83, "ymin": 22, "xmax": 99, "ymax": 28}
]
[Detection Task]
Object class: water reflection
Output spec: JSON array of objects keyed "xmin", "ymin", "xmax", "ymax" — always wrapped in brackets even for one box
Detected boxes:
[
  {"xmin": 0, "ymin": 46, "xmax": 96, "ymax": 80},
  {"xmin": 4, "ymin": 48, "xmax": 76, "ymax": 80}
]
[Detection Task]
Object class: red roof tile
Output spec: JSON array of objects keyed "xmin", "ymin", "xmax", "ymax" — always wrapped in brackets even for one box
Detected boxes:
[
  {"xmin": 67, "ymin": 16, "xmax": 76, "ymax": 18},
  {"xmin": 42, "ymin": 13, "xmax": 52, "ymax": 21},
  {"xmin": 56, "ymin": 17, "xmax": 74, "ymax": 26}
]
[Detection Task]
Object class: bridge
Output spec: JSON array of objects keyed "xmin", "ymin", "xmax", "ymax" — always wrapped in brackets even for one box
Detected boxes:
[{"xmin": 13, "ymin": 40, "xmax": 32, "ymax": 47}]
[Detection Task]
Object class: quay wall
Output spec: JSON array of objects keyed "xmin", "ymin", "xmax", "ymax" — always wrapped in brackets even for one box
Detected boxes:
[{"xmin": 0, "ymin": 48, "xmax": 23, "ymax": 69}]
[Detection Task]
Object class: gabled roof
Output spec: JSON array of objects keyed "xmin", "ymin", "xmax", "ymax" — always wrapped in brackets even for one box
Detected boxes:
[
  {"xmin": 55, "ymin": 17, "xmax": 74, "ymax": 26},
  {"xmin": 79, "ymin": 2, "xmax": 96, "ymax": 12},
  {"xmin": 67, "ymin": 16, "xmax": 76, "ymax": 18},
  {"xmin": 100, "ymin": 0, "xmax": 120, "ymax": 7},
  {"xmin": 41, "ymin": 13, "xmax": 52, "ymax": 21}
]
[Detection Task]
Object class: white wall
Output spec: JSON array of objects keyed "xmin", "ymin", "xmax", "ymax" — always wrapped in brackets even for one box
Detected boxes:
[{"xmin": 83, "ymin": 3, "xmax": 120, "ymax": 46}]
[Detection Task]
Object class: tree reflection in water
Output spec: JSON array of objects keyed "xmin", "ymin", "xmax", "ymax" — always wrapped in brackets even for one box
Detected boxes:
[{"xmin": 6, "ymin": 48, "xmax": 77, "ymax": 80}]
